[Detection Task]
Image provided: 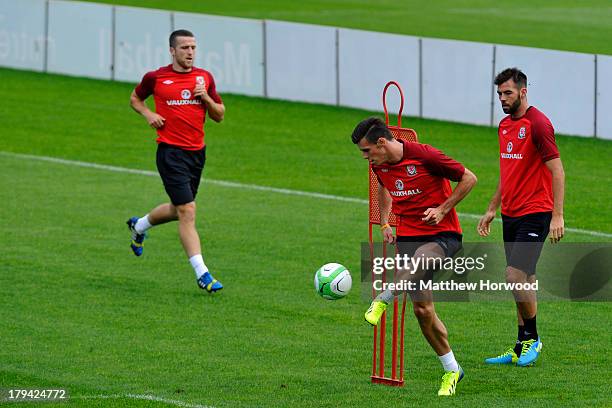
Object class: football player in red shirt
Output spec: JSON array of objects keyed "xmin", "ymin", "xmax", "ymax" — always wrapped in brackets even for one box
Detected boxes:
[
  {"xmin": 126, "ymin": 30, "xmax": 225, "ymax": 293},
  {"xmin": 353, "ymin": 117, "xmax": 477, "ymax": 396},
  {"xmin": 478, "ymin": 68, "xmax": 565, "ymax": 366}
]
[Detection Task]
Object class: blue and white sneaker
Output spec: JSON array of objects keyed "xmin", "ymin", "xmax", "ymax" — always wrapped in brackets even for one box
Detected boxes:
[
  {"xmin": 197, "ymin": 272, "xmax": 223, "ymax": 293},
  {"xmin": 516, "ymin": 338, "xmax": 542, "ymax": 367},
  {"xmin": 126, "ymin": 216, "xmax": 146, "ymax": 257}
]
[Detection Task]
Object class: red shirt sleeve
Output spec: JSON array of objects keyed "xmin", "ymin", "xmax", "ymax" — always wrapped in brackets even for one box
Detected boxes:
[
  {"xmin": 415, "ymin": 144, "xmax": 465, "ymax": 182},
  {"xmin": 530, "ymin": 115, "xmax": 559, "ymax": 162},
  {"xmin": 206, "ymin": 73, "xmax": 223, "ymax": 104},
  {"xmin": 134, "ymin": 70, "xmax": 157, "ymax": 100}
]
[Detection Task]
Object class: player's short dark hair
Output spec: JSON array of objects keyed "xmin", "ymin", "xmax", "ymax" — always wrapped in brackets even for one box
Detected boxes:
[
  {"xmin": 494, "ymin": 67, "xmax": 527, "ymax": 88},
  {"xmin": 351, "ymin": 117, "xmax": 393, "ymax": 144},
  {"xmin": 169, "ymin": 29, "xmax": 194, "ymax": 48}
]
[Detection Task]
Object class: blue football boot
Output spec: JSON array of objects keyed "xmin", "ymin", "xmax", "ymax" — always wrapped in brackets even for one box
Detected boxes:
[
  {"xmin": 197, "ymin": 271, "xmax": 223, "ymax": 293},
  {"xmin": 126, "ymin": 216, "xmax": 146, "ymax": 256},
  {"xmin": 516, "ymin": 338, "xmax": 542, "ymax": 367},
  {"xmin": 484, "ymin": 347, "xmax": 519, "ymax": 365}
]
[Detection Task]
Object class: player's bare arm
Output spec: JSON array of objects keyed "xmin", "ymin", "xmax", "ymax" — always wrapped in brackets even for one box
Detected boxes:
[
  {"xmin": 129, "ymin": 90, "xmax": 166, "ymax": 129},
  {"xmin": 477, "ymin": 179, "xmax": 502, "ymax": 237},
  {"xmin": 545, "ymin": 158, "xmax": 565, "ymax": 243},
  {"xmin": 422, "ymin": 168, "xmax": 477, "ymax": 225},
  {"xmin": 206, "ymin": 100, "xmax": 225, "ymax": 123},
  {"xmin": 193, "ymin": 84, "xmax": 225, "ymax": 122},
  {"xmin": 378, "ymin": 182, "xmax": 395, "ymax": 244}
]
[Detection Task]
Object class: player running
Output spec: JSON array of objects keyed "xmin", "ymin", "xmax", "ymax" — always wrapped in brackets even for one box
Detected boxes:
[
  {"xmin": 126, "ymin": 30, "xmax": 225, "ymax": 293},
  {"xmin": 352, "ymin": 117, "xmax": 477, "ymax": 396},
  {"xmin": 478, "ymin": 68, "xmax": 565, "ymax": 366}
]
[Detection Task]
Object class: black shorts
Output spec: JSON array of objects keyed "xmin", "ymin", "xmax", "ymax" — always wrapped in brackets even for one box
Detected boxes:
[
  {"xmin": 397, "ymin": 232, "xmax": 463, "ymax": 258},
  {"xmin": 502, "ymin": 211, "xmax": 552, "ymax": 275},
  {"xmin": 156, "ymin": 143, "xmax": 206, "ymax": 206}
]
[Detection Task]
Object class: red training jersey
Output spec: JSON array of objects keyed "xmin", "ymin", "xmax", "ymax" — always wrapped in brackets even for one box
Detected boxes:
[
  {"xmin": 498, "ymin": 106, "xmax": 559, "ymax": 217},
  {"xmin": 134, "ymin": 65, "xmax": 223, "ymax": 150},
  {"xmin": 372, "ymin": 140, "xmax": 465, "ymax": 237}
]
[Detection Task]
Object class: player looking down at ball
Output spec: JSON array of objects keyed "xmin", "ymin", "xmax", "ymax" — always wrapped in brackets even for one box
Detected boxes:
[
  {"xmin": 126, "ymin": 29, "xmax": 225, "ymax": 293},
  {"xmin": 352, "ymin": 117, "xmax": 477, "ymax": 396}
]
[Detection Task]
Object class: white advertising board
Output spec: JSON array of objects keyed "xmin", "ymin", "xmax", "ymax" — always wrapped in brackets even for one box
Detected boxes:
[
  {"xmin": 596, "ymin": 55, "xmax": 612, "ymax": 139},
  {"xmin": 422, "ymin": 38, "xmax": 494, "ymax": 126},
  {"xmin": 0, "ymin": 0, "xmax": 47, "ymax": 71},
  {"xmin": 265, "ymin": 20, "xmax": 336, "ymax": 105},
  {"xmin": 47, "ymin": 0, "xmax": 113, "ymax": 80},
  {"xmin": 114, "ymin": 6, "xmax": 172, "ymax": 82},
  {"xmin": 338, "ymin": 28, "xmax": 420, "ymax": 117}
]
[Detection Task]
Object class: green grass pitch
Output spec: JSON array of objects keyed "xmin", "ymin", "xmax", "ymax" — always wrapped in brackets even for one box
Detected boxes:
[
  {"xmin": 85, "ymin": 0, "xmax": 612, "ymax": 55},
  {"xmin": 0, "ymin": 66, "xmax": 610, "ymax": 408}
]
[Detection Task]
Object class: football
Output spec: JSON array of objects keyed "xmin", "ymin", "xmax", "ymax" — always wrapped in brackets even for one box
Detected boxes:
[{"xmin": 314, "ymin": 263, "xmax": 352, "ymax": 300}]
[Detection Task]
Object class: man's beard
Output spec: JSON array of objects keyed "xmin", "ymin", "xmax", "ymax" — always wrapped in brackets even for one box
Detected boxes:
[{"xmin": 503, "ymin": 98, "xmax": 521, "ymax": 114}]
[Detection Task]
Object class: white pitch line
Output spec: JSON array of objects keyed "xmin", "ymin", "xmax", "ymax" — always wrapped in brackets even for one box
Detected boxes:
[
  {"xmin": 1, "ymin": 151, "xmax": 611, "ymax": 238},
  {"xmin": 75, "ymin": 394, "xmax": 213, "ymax": 408}
]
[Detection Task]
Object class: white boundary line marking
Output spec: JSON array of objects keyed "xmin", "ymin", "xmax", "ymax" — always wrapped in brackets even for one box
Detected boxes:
[
  {"xmin": 75, "ymin": 394, "xmax": 213, "ymax": 408},
  {"xmin": 2, "ymin": 151, "xmax": 611, "ymax": 238}
]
